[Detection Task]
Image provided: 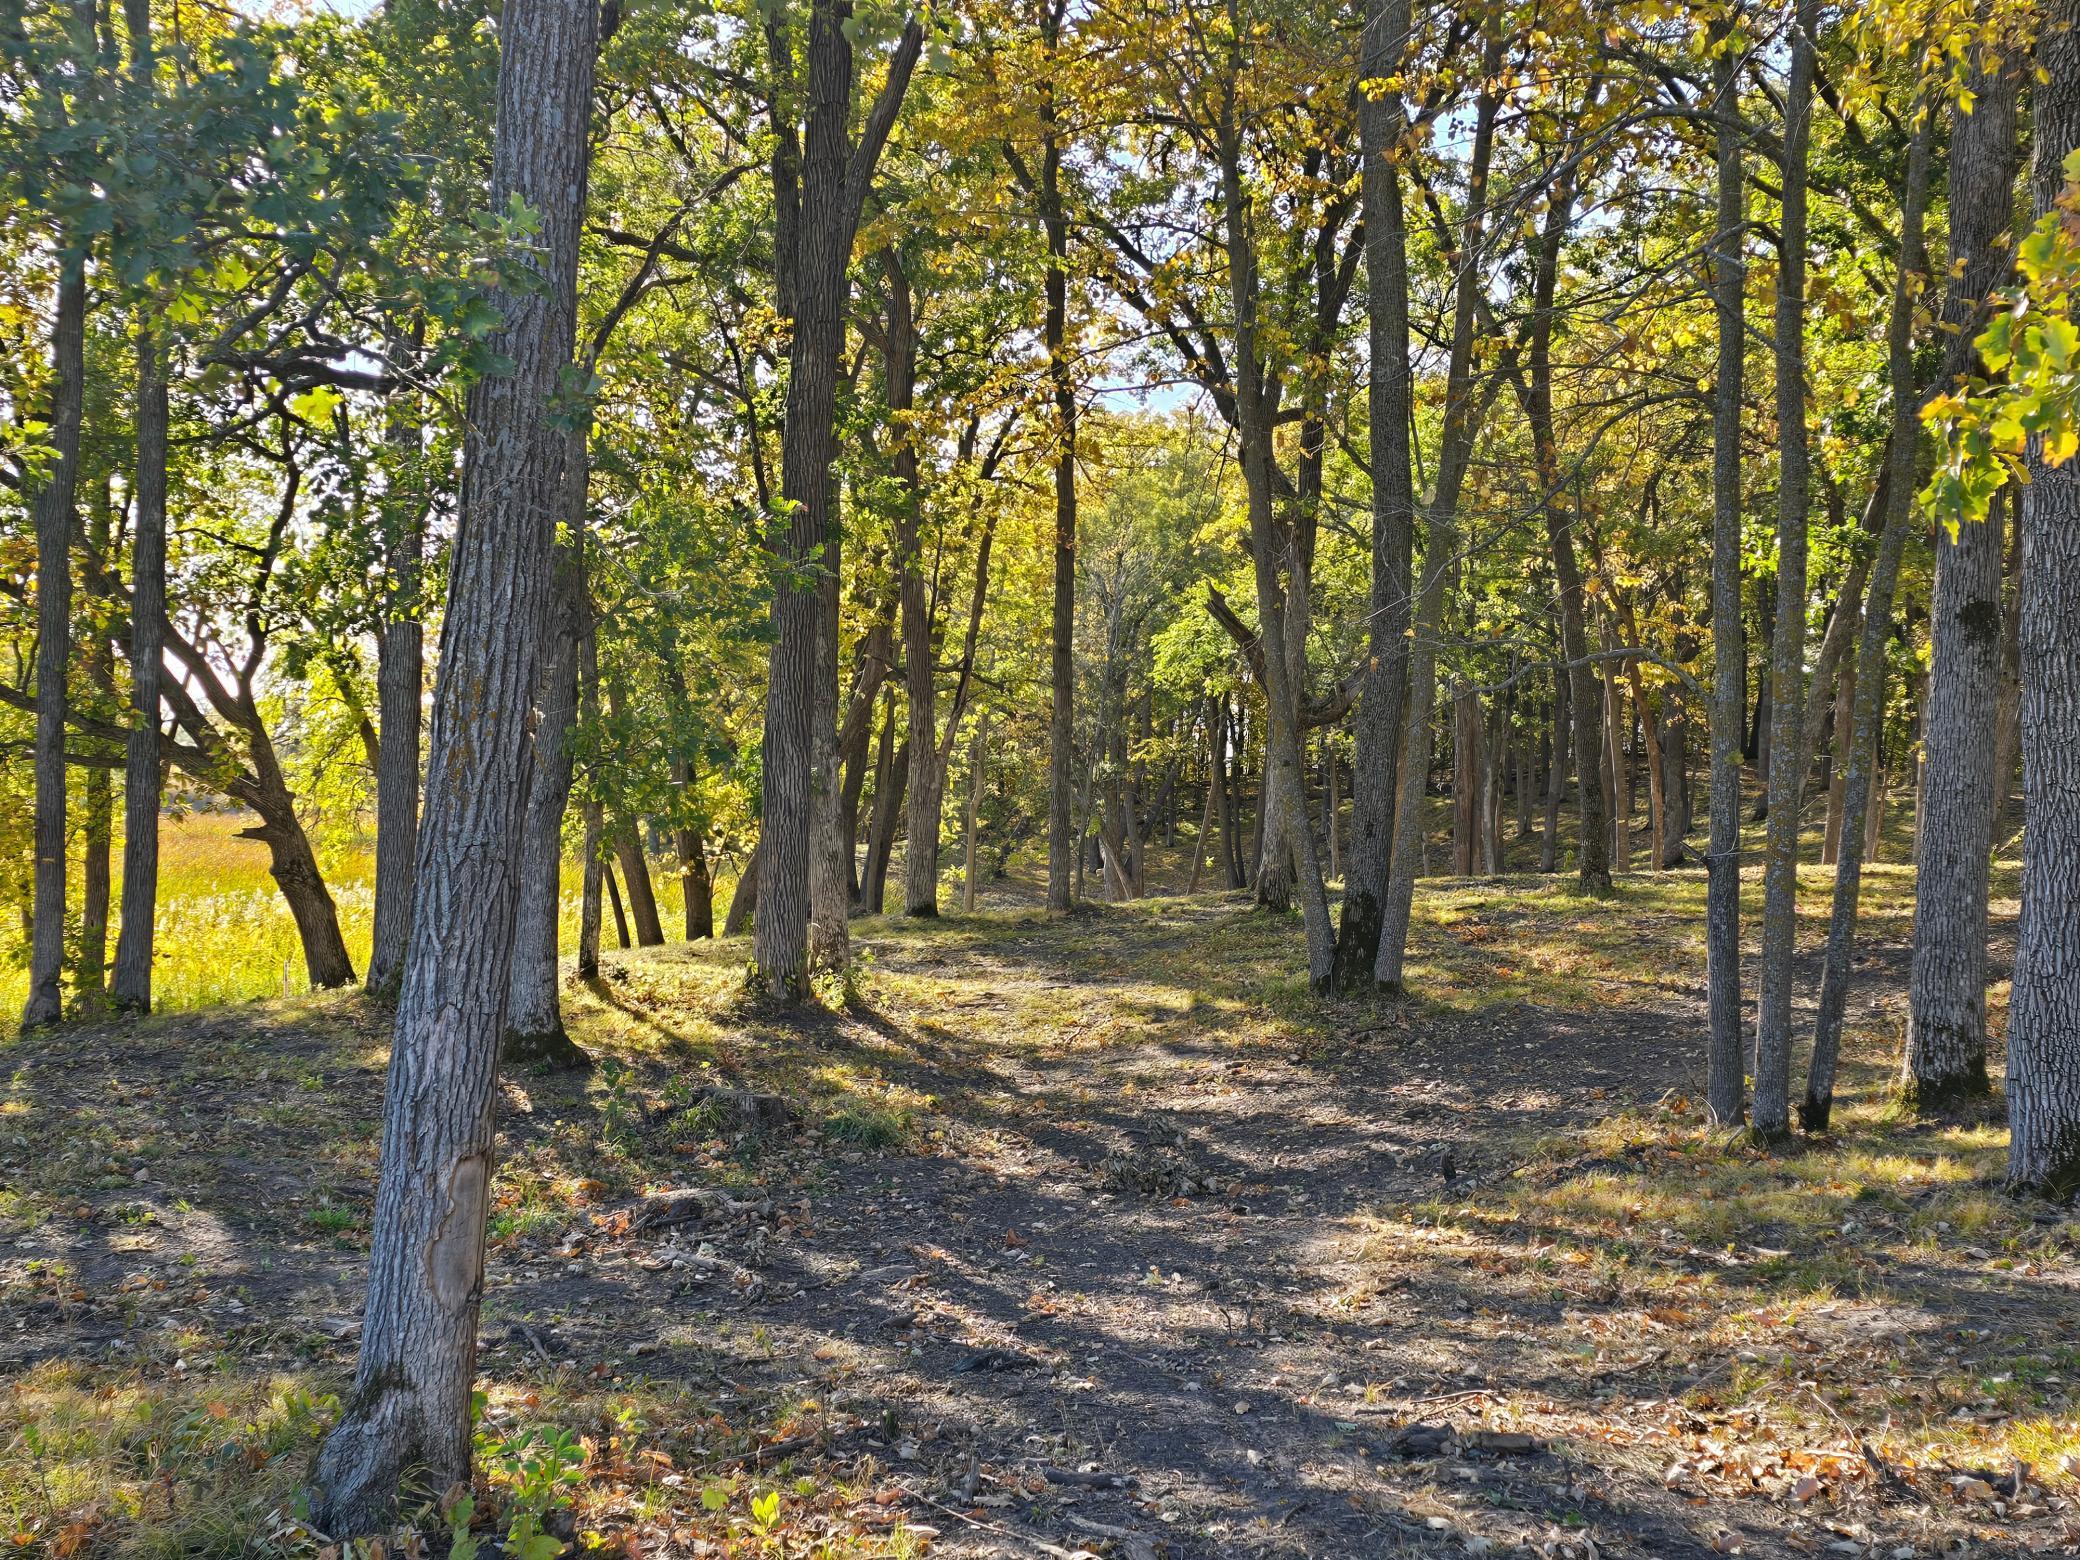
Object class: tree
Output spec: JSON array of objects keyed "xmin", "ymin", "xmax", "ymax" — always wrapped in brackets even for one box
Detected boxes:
[
  {"xmin": 1902, "ymin": 41, "xmax": 2023, "ymax": 1111},
  {"xmin": 753, "ymin": 0, "xmax": 923, "ymax": 997},
  {"xmin": 313, "ymin": 0, "xmax": 600, "ymax": 1526},
  {"xmin": 2002, "ymin": 2, "xmax": 2080, "ymax": 1198},
  {"xmin": 1750, "ymin": 0, "xmax": 1819, "ymax": 1143}
]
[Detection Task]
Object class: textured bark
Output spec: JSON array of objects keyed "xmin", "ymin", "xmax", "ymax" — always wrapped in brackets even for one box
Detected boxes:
[
  {"xmin": 504, "ymin": 441, "xmax": 590, "ymax": 1072},
  {"xmin": 22, "ymin": 251, "xmax": 85, "ymax": 1030},
  {"xmin": 313, "ymin": 0, "xmax": 596, "ymax": 1528},
  {"xmin": 109, "ymin": 0, "xmax": 164, "ymax": 1015},
  {"xmin": 1751, "ymin": 0, "xmax": 1818, "ymax": 1141},
  {"xmin": 74, "ymin": 486, "xmax": 116, "ymax": 1003},
  {"xmin": 1333, "ymin": 0, "xmax": 1415, "ymax": 987},
  {"xmin": 2005, "ymin": 11, "xmax": 2080, "ymax": 1197},
  {"xmin": 1705, "ymin": 29, "xmax": 1749, "ymax": 1126},
  {"xmin": 1803, "ymin": 107, "xmax": 1932, "ymax": 1131},
  {"xmin": 1904, "ymin": 46, "xmax": 2022, "ymax": 1110},
  {"xmin": 1040, "ymin": 1, "xmax": 1076, "ymax": 916},
  {"xmin": 756, "ymin": 2, "xmax": 923, "ymax": 996},
  {"xmin": 367, "ymin": 361, "xmax": 428, "ymax": 998},
  {"xmin": 1820, "ymin": 657, "xmax": 1853, "ymax": 867}
]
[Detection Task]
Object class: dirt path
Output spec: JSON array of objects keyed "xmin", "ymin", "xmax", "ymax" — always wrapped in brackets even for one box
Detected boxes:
[{"xmin": 6, "ymin": 891, "xmax": 2067, "ymax": 1559}]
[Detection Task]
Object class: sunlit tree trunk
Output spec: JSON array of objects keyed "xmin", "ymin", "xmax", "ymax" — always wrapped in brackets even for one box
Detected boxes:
[
  {"xmin": 2005, "ymin": 6, "xmax": 2080, "ymax": 1197},
  {"xmin": 1905, "ymin": 43, "xmax": 2023, "ymax": 1110},
  {"xmin": 1751, "ymin": 0, "xmax": 1818, "ymax": 1141},
  {"xmin": 313, "ymin": 0, "xmax": 596, "ymax": 1526}
]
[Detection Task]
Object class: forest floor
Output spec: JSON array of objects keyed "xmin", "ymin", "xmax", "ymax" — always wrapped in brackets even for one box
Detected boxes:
[{"xmin": 5, "ymin": 853, "xmax": 2080, "ymax": 1559}]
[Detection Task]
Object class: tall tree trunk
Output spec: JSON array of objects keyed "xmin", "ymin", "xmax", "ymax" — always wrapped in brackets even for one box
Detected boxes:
[
  {"xmin": 1904, "ymin": 43, "xmax": 2023, "ymax": 1110},
  {"xmin": 1040, "ymin": 3, "xmax": 1076, "ymax": 915},
  {"xmin": 1334, "ymin": 0, "xmax": 1415, "ymax": 986},
  {"xmin": 21, "ymin": 249, "xmax": 85, "ymax": 1031},
  {"xmin": 314, "ymin": 0, "xmax": 597, "ymax": 1528},
  {"xmin": 756, "ymin": 2, "xmax": 924, "ymax": 995},
  {"xmin": 1820, "ymin": 657, "xmax": 1853, "ymax": 866},
  {"xmin": 1705, "ymin": 23, "xmax": 1749, "ymax": 1126},
  {"xmin": 1750, "ymin": 0, "xmax": 1818, "ymax": 1142},
  {"xmin": 1802, "ymin": 104, "xmax": 1932, "ymax": 1131},
  {"xmin": 76, "ymin": 483, "xmax": 115, "ymax": 1003},
  {"xmin": 367, "ymin": 352, "xmax": 427, "ymax": 997},
  {"xmin": 2004, "ymin": 9, "xmax": 2080, "ymax": 1197},
  {"xmin": 862, "ymin": 717, "xmax": 907, "ymax": 916},
  {"xmin": 111, "ymin": 328, "xmax": 168, "ymax": 1013},
  {"xmin": 504, "ymin": 434, "xmax": 591, "ymax": 1070},
  {"xmin": 1375, "ymin": 45, "xmax": 1500, "ymax": 985}
]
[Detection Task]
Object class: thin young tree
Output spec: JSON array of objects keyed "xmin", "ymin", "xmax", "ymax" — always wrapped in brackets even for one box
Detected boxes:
[
  {"xmin": 1750, "ymin": 0, "xmax": 1818, "ymax": 1142},
  {"xmin": 313, "ymin": 0, "xmax": 600, "ymax": 1527},
  {"xmin": 1801, "ymin": 101, "xmax": 1933, "ymax": 1129}
]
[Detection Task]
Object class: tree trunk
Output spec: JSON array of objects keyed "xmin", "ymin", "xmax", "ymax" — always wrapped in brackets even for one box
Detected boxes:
[
  {"xmin": 863, "ymin": 719, "xmax": 908, "ymax": 917},
  {"xmin": 505, "ymin": 433, "xmax": 590, "ymax": 1068},
  {"xmin": 112, "ymin": 328, "xmax": 169, "ymax": 1013},
  {"xmin": 576, "ymin": 620, "xmax": 605, "ymax": 977},
  {"xmin": 613, "ymin": 818, "xmax": 665, "ymax": 946},
  {"xmin": 605, "ymin": 860, "xmax": 630, "ymax": 949},
  {"xmin": 1989, "ymin": 505, "xmax": 2023, "ymax": 849},
  {"xmin": 1452, "ymin": 688, "xmax": 1480, "ymax": 876},
  {"xmin": 1334, "ymin": 0, "xmax": 1415, "ymax": 985},
  {"xmin": 722, "ymin": 838, "xmax": 760, "ymax": 938},
  {"xmin": 1543, "ymin": 665, "xmax": 1568, "ymax": 873},
  {"xmin": 1373, "ymin": 43, "xmax": 1500, "ymax": 984},
  {"xmin": 962, "ymin": 711, "xmax": 986, "ymax": 912},
  {"xmin": 1039, "ymin": 5, "xmax": 1076, "ymax": 916},
  {"xmin": 2005, "ymin": 12, "xmax": 2080, "ymax": 1196},
  {"xmin": 1820, "ymin": 657, "xmax": 1853, "ymax": 867},
  {"xmin": 1705, "ymin": 26, "xmax": 1749, "ymax": 1126},
  {"xmin": 313, "ymin": 0, "xmax": 597, "ymax": 1528},
  {"xmin": 367, "ymin": 352, "xmax": 428, "ymax": 998},
  {"xmin": 1902, "ymin": 45, "xmax": 2023, "ymax": 1111},
  {"xmin": 1750, "ymin": 0, "xmax": 1818, "ymax": 1142},
  {"xmin": 1802, "ymin": 105, "xmax": 1932, "ymax": 1132},
  {"xmin": 756, "ymin": 2, "xmax": 923, "ymax": 996},
  {"xmin": 22, "ymin": 249, "xmax": 85, "ymax": 1030},
  {"xmin": 76, "ymin": 483, "xmax": 115, "ymax": 1003}
]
